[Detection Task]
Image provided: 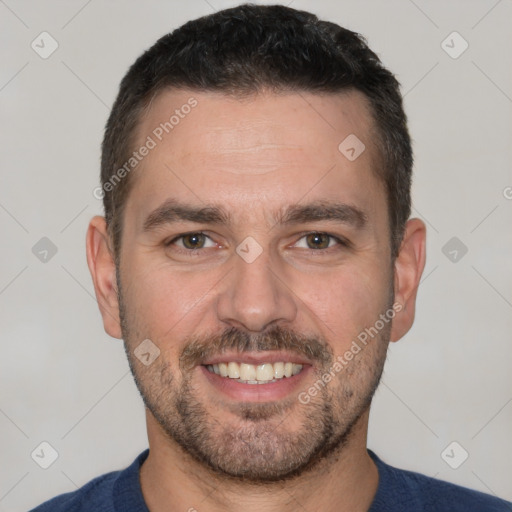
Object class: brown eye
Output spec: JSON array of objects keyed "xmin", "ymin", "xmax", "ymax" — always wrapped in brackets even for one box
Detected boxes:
[
  {"xmin": 181, "ymin": 233, "xmax": 207, "ymax": 249},
  {"xmin": 305, "ymin": 233, "xmax": 331, "ymax": 249},
  {"xmin": 166, "ymin": 232, "xmax": 217, "ymax": 253}
]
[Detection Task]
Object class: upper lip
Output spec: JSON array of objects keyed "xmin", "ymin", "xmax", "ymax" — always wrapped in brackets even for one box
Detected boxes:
[{"xmin": 201, "ymin": 351, "xmax": 313, "ymax": 366}]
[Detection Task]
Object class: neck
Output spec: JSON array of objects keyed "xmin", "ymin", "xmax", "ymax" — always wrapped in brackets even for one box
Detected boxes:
[{"xmin": 139, "ymin": 408, "xmax": 379, "ymax": 512}]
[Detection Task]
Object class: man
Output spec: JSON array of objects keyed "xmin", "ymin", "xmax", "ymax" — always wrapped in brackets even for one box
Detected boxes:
[{"xmin": 31, "ymin": 4, "xmax": 511, "ymax": 511}]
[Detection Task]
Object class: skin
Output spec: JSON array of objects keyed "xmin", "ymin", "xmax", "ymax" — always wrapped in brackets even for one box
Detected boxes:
[{"xmin": 86, "ymin": 89, "xmax": 426, "ymax": 512}]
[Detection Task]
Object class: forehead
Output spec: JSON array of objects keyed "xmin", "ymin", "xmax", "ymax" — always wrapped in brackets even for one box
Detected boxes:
[
  {"xmin": 139, "ymin": 87, "xmax": 376, "ymax": 163},
  {"xmin": 127, "ymin": 88, "xmax": 384, "ymax": 227}
]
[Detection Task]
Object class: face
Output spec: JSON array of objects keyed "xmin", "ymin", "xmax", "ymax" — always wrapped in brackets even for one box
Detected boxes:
[{"xmin": 113, "ymin": 89, "xmax": 397, "ymax": 481}]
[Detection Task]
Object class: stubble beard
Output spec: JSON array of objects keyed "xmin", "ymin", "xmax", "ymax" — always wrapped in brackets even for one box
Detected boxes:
[{"xmin": 117, "ymin": 271, "xmax": 392, "ymax": 483}]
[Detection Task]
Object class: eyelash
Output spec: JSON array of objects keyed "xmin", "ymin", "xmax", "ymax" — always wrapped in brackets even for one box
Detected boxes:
[{"xmin": 165, "ymin": 231, "xmax": 349, "ymax": 254}]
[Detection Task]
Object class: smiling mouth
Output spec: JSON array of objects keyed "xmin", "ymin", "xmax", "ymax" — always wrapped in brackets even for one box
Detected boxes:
[{"xmin": 203, "ymin": 361, "xmax": 304, "ymax": 384}]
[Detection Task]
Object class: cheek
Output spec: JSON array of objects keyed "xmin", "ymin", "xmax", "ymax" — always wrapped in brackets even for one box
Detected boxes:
[
  {"xmin": 290, "ymin": 264, "xmax": 390, "ymax": 346},
  {"xmin": 121, "ymin": 257, "xmax": 222, "ymax": 341}
]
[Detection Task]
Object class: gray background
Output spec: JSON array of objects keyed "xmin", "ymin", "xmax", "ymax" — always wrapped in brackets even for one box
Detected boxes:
[{"xmin": 1, "ymin": 0, "xmax": 511, "ymax": 509}]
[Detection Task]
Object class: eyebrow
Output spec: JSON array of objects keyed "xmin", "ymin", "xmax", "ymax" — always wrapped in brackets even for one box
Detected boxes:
[
  {"xmin": 142, "ymin": 198, "xmax": 367, "ymax": 233},
  {"xmin": 279, "ymin": 201, "xmax": 367, "ymax": 229},
  {"xmin": 142, "ymin": 199, "xmax": 229, "ymax": 232}
]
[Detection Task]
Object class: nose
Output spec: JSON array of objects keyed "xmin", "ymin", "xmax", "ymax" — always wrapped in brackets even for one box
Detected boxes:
[{"xmin": 216, "ymin": 246, "xmax": 298, "ymax": 333}]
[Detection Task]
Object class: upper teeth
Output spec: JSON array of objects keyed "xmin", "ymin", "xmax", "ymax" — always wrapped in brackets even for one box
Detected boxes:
[{"xmin": 206, "ymin": 362, "xmax": 303, "ymax": 381}]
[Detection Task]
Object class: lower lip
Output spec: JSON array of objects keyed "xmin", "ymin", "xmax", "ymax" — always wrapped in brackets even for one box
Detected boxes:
[{"xmin": 199, "ymin": 365, "xmax": 312, "ymax": 402}]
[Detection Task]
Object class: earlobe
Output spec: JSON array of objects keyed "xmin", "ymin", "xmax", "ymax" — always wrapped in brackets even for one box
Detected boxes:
[
  {"xmin": 390, "ymin": 218, "xmax": 427, "ymax": 342},
  {"xmin": 85, "ymin": 216, "xmax": 123, "ymax": 339}
]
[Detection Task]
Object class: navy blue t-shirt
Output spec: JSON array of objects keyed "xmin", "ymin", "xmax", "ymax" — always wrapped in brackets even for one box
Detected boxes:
[{"xmin": 30, "ymin": 449, "xmax": 511, "ymax": 511}]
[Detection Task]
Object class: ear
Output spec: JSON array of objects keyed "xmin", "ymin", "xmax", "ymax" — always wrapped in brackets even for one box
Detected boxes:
[
  {"xmin": 390, "ymin": 218, "xmax": 426, "ymax": 342},
  {"xmin": 86, "ymin": 216, "xmax": 122, "ymax": 339}
]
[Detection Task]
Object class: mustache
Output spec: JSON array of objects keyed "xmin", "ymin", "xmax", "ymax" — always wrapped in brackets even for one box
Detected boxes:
[{"xmin": 179, "ymin": 325, "xmax": 333, "ymax": 371}]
